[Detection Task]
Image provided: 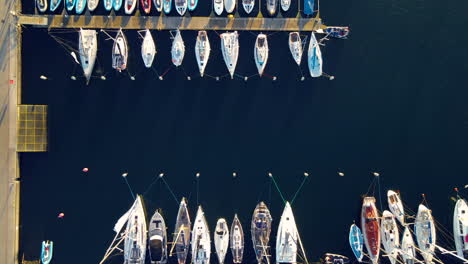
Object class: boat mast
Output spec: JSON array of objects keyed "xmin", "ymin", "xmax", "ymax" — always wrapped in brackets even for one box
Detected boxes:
[
  {"xmin": 169, "ymin": 224, "xmax": 185, "ymax": 256},
  {"xmin": 436, "ymin": 245, "xmax": 468, "ymax": 263}
]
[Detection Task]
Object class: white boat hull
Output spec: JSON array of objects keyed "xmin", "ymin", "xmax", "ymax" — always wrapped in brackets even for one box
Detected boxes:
[
  {"xmin": 87, "ymin": 0, "xmax": 99, "ymax": 11},
  {"xmin": 380, "ymin": 210, "xmax": 400, "ymax": 264},
  {"xmin": 288, "ymin": 32, "xmax": 303, "ymax": 66},
  {"xmin": 175, "ymin": 0, "xmax": 187, "ymax": 15},
  {"xmin": 214, "ymin": 218, "xmax": 229, "ymax": 264},
  {"xmin": 191, "ymin": 206, "xmax": 211, "ymax": 264},
  {"xmin": 401, "ymin": 227, "xmax": 416, "ymax": 264},
  {"xmin": 214, "ymin": 0, "xmax": 223, "ymax": 15},
  {"xmin": 230, "ymin": 214, "xmax": 244, "ymax": 263},
  {"xmin": 220, "ymin": 31, "xmax": 239, "ymax": 79},
  {"xmin": 124, "ymin": 0, "xmax": 137, "ymax": 14},
  {"xmin": 141, "ymin": 29, "xmax": 156, "ymax": 68},
  {"xmin": 124, "ymin": 196, "xmax": 147, "ymax": 264},
  {"xmin": 79, "ymin": 29, "xmax": 97, "ymax": 85},
  {"xmin": 266, "ymin": 0, "xmax": 277, "ymax": 16},
  {"xmin": 387, "ymin": 190, "xmax": 405, "ymax": 225},
  {"xmin": 280, "ymin": 0, "xmax": 289, "ymax": 11},
  {"xmin": 171, "ymin": 30, "xmax": 185, "ymax": 67},
  {"xmin": 242, "ymin": 0, "xmax": 253, "ymax": 13},
  {"xmin": 414, "ymin": 204, "xmax": 436, "ymax": 264},
  {"xmin": 254, "ymin": 34, "xmax": 269, "ymax": 76},
  {"xmin": 224, "ymin": 0, "xmax": 235, "ymax": 13},
  {"xmin": 276, "ymin": 202, "xmax": 298, "ymax": 264},
  {"xmin": 454, "ymin": 199, "xmax": 468, "ymax": 259},
  {"xmin": 195, "ymin": 31, "xmax": 211, "ymax": 77},
  {"xmin": 112, "ymin": 30, "xmax": 128, "ymax": 72},
  {"xmin": 308, "ymin": 32, "xmax": 322, "ymax": 78}
]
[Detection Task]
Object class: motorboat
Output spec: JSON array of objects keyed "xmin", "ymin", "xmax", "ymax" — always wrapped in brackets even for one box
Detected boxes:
[
  {"xmin": 254, "ymin": 33, "xmax": 269, "ymax": 76},
  {"xmin": 387, "ymin": 190, "xmax": 405, "ymax": 225},
  {"xmin": 149, "ymin": 210, "xmax": 167, "ymax": 264},
  {"xmin": 75, "ymin": 0, "xmax": 87, "ymax": 14},
  {"xmin": 303, "ymin": 0, "xmax": 314, "ymax": 15},
  {"xmin": 114, "ymin": 0, "xmax": 122, "ymax": 11},
  {"xmin": 112, "ymin": 29, "xmax": 128, "ymax": 72},
  {"xmin": 171, "ymin": 30, "xmax": 185, "ymax": 67},
  {"xmin": 251, "ymin": 201, "xmax": 272, "ymax": 264},
  {"xmin": 266, "ymin": 0, "xmax": 277, "ymax": 16},
  {"xmin": 288, "ymin": 32, "xmax": 303, "ymax": 66},
  {"xmin": 348, "ymin": 224, "xmax": 363, "ymax": 262},
  {"xmin": 163, "ymin": 0, "xmax": 171, "ymax": 13},
  {"xmin": 66, "ymin": 0, "xmax": 75, "ymax": 11},
  {"xmin": 36, "ymin": 0, "xmax": 48, "ymax": 12},
  {"xmin": 213, "ymin": 0, "xmax": 223, "ymax": 15},
  {"xmin": 220, "ymin": 31, "xmax": 239, "ymax": 79},
  {"xmin": 214, "ymin": 218, "xmax": 229, "ymax": 264},
  {"xmin": 175, "ymin": 0, "xmax": 187, "ymax": 15},
  {"xmin": 188, "ymin": 0, "xmax": 197, "ymax": 11},
  {"xmin": 224, "ymin": 0, "xmax": 235, "ymax": 13},
  {"xmin": 401, "ymin": 227, "xmax": 416, "ymax": 264},
  {"xmin": 103, "ymin": 0, "xmax": 113, "ymax": 11},
  {"xmin": 195, "ymin": 31, "xmax": 211, "ymax": 77},
  {"xmin": 141, "ymin": 0, "xmax": 151, "ymax": 14},
  {"xmin": 123, "ymin": 195, "xmax": 147, "ymax": 264},
  {"xmin": 173, "ymin": 198, "xmax": 191, "ymax": 264},
  {"xmin": 50, "ymin": 0, "xmax": 62, "ymax": 11},
  {"xmin": 41, "ymin": 241, "xmax": 53, "ymax": 264},
  {"xmin": 153, "ymin": 0, "xmax": 162, "ymax": 11},
  {"xmin": 242, "ymin": 0, "xmax": 254, "ymax": 14},
  {"xmin": 380, "ymin": 210, "xmax": 399, "ymax": 264},
  {"xmin": 454, "ymin": 198, "xmax": 468, "ymax": 259},
  {"xmin": 323, "ymin": 253, "xmax": 350, "ymax": 264},
  {"xmin": 307, "ymin": 32, "xmax": 322, "ymax": 77},
  {"xmin": 361, "ymin": 197, "xmax": 380, "ymax": 264},
  {"xmin": 230, "ymin": 214, "xmax": 244, "ymax": 263},
  {"xmin": 141, "ymin": 29, "xmax": 156, "ymax": 68},
  {"xmin": 125, "ymin": 0, "xmax": 137, "ymax": 14},
  {"xmin": 78, "ymin": 29, "xmax": 97, "ymax": 85},
  {"xmin": 280, "ymin": 0, "xmax": 290, "ymax": 12},
  {"xmin": 414, "ymin": 204, "xmax": 436, "ymax": 264},
  {"xmin": 324, "ymin": 27, "xmax": 350, "ymax": 39},
  {"xmin": 191, "ymin": 206, "xmax": 211, "ymax": 264},
  {"xmin": 87, "ymin": 0, "xmax": 99, "ymax": 11},
  {"xmin": 276, "ymin": 202, "xmax": 298, "ymax": 264}
]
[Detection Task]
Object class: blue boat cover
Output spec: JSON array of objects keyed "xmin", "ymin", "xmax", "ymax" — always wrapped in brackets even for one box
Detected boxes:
[
  {"xmin": 348, "ymin": 224, "xmax": 363, "ymax": 262},
  {"xmin": 303, "ymin": 0, "xmax": 314, "ymax": 15}
]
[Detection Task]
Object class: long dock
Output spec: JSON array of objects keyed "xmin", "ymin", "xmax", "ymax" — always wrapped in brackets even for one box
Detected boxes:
[{"xmin": 18, "ymin": 14, "xmax": 326, "ymax": 31}]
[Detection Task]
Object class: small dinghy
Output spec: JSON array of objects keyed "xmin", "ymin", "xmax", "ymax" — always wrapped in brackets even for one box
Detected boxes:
[
  {"xmin": 348, "ymin": 224, "xmax": 363, "ymax": 262},
  {"xmin": 454, "ymin": 198, "xmax": 468, "ymax": 259},
  {"xmin": 173, "ymin": 198, "xmax": 191, "ymax": 264},
  {"xmin": 125, "ymin": 0, "xmax": 137, "ymax": 14},
  {"xmin": 380, "ymin": 210, "xmax": 399, "ymax": 264},
  {"xmin": 36, "ymin": 0, "xmax": 48, "ymax": 13},
  {"xmin": 214, "ymin": 218, "xmax": 230, "ymax": 264},
  {"xmin": 141, "ymin": 0, "xmax": 151, "ymax": 14},
  {"xmin": 307, "ymin": 32, "xmax": 322, "ymax": 78},
  {"xmin": 224, "ymin": 0, "xmax": 235, "ymax": 13},
  {"xmin": 254, "ymin": 33, "xmax": 269, "ymax": 76},
  {"xmin": 149, "ymin": 210, "xmax": 167, "ymax": 264},
  {"xmin": 188, "ymin": 0, "xmax": 197, "ymax": 11},
  {"xmin": 171, "ymin": 30, "xmax": 185, "ymax": 67},
  {"xmin": 401, "ymin": 227, "xmax": 416, "ymax": 264},
  {"xmin": 288, "ymin": 32, "xmax": 303, "ymax": 66},
  {"xmin": 79, "ymin": 29, "xmax": 97, "ymax": 85},
  {"xmin": 103, "ymin": 0, "xmax": 113, "ymax": 11},
  {"xmin": 141, "ymin": 29, "xmax": 156, "ymax": 68},
  {"xmin": 112, "ymin": 29, "xmax": 128, "ymax": 72},
  {"xmin": 387, "ymin": 190, "xmax": 405, "ymax": 225},
  {"xmin": 324, "ymin": 27, "xmax": 350, "ymax": 39},
  {"xmin": 214, "ymin": 0, "xmax": 223, "ymax": 15},
  {"xmin": 175, "ymin": 0, "xmax": 187, "ymax": 15},
  {"xmin": 231, "ymin": 214, "xmax": 244, "ymax": 263},
  {"xmin": 41, "ymin": 241, "xmax": 53, "ymax": 264},
  {"xmin": 242, "ymin": 0, "xmax": 254, "ymax": 14},
  {"xmin": 323, "ymin": 253, "xmax": 349, "ymax": 264},
  {"xmin": 163, "ymin": 0, "xmax": 171, "ymax": 13},
  {"xmin": 266, "ymin": 0, "xmax": 277, "ymax": 16},
  {"xmin": 114, "ymin": 0, "xmax": 123, "ymax": 10},
  {"xmin": 87, "ymin": 0, "xmax": 99, "ymax": 11},
  {"xmin": 75, "ymin": 0, "xmax": 87, "ymax": 14},
  {"xmin": 191, "ymin": 206, "xmax": 211, "ymax": 264},
  {"xmin": 220, "ymin": 31, "xmax": 239, "ymax": 79},
  {"xmin": 124, "ymin": 196, "xmax": 147, "ymax": 264},
  {"xmin": 153, "ymin": 0, "xmax": 162, "ymax": 11},
  {"xmin": 361, "ymin": 197, "xmax": 380, "ymax": 264},
  {"xmin": 280, "ymin": 0, "xmax": 290, "ymax": 12},
  {"xmin": 276, "ymin": 202, "xmax": 298, "ymax": 264},
  {"xmin": 414, "ymin": 204, "xmax": 436, "ymax": 264},
  {"xmin": 195, "ymin": 31, "xmax": 211, "ymax": 77},
  {"xmin": 50, "ymin": 0, "xmax": 62, "ymax": 12},
  {"xmin": 303, "ymin": 0, "xmax": 314, "ymax": 15},
  {"xmin": 251, "ymin": 201, "xmax": 273, "ymax": 264},
  {"xmin": 66, "ymin": 0, "xmax": 76, "ymax": 11}
]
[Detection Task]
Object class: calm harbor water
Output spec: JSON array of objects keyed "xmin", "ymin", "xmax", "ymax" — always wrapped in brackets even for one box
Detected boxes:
[{"xmin": 19, "ymin": 0, "xmax": 468, "ymax": 263}]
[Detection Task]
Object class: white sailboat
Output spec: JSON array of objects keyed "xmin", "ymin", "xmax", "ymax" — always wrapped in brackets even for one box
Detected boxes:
[
  {"xmin": 171, "ymin": 30, "xmax": 185, "ymax": 67},
  {"xmin": 454, "ymin": 198, "xmax": 468, "ymax": 259},
  {"xmin": 387, "ymin": 190, "xmax": 406, "ymax": 225},
  {"xmin": 87, "ymin": 0, "xmax": 99, "ymax": 11},
  {"xmin": 380, "ymin": 210, "xmax": 400, "ymax": 264},
  {"xmin": 78, "ymin": 29, "xmax": 97, "ymax": 85},
  {"xmin": 276, "ymin": 202, "xmax": 298, "ymax": 264},
  {"xmin": 220, "ymin": 31, "xmax": 239, "ymax": 79},
  {"xmin": 266, "ymin": 0, "xmax": 277, "ymax": 16},
  {"xmin": 224, "ymin": 0, "xmax": 235, "ymax": 13},
  {"xmin": 112, "ymin": 29, "xmax": 128, "ymax": 72},
  {"xmin": 307, "ymin": 32, "xmax": 322, "ymax": 77},
  {"xmin": 195, "ymin": 31, "xmax": 211, "ymax": 77},
  {"xmin": 191, "ymin": 206, "xmax": 211, "ymax": 264},
  {"xmin": 214, "ymin": 218, "xmax": 229, "ymax": 264},
  {"xmin": 230, "ymin": 214, "xmax": 244, "ymax": 263},
  {"xmin": 123, "ymin": 196, "xmax": 147, "ymax": 264},
  {"xmin": 172, "ymin": 198, "xmax": 191, "ymax": 264},
  {"xmin": 175, "ymin": 0, "xmax": 187, "ymax": 15},
  {"xmin": 288, "ymin": 32, "xmax": 303, "ymax": 66},
  {"xmin": 214, "ymin": 0, "xmax": 223, "ymax": 15},
  {"xmin": 141, "ymin": 29, "xmax": 156, "ymax": 68},
  {"xmin": 280, "ymin": 0, "xmax": 289, "ymax": 12},
  {"xmin": 124, "ymin": 0, "xmax": 137, "ymax": 14},
  {"xmin": 153, "ymin": 0, "xmax": 162, "ymax": 11},
  {"xmin": 254, "ymin": 33, "xmax": 269, "ymax": 76},
  {"xmin": 242, "ymin": 0, "xmax": 254, "ymax": 14},
  {"xmin": 401, "ymin": 227, "xmax": 417, "ymax": 264},
  {"xmin": 414, "ymin": 204, "xmax": 436, "ymax": 264}
]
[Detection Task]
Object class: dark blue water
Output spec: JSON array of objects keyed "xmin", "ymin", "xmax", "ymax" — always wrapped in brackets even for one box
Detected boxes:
[{"xmin": 19, "ymin": 0, "xmax": 468, "ymax": 263}]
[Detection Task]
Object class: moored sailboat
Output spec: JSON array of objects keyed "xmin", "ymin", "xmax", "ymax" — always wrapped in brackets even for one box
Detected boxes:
[
  {"xmin": 112, "ymin": 29, "xmax": 128, "ymax": 72},
  {"xmin": 254, "ymin": 33, "xmax": 269, "ymax": 76},
  {"xmin": 414, "ymin": 204, "xmax": 436, "ymax": 264},
  {"xmin": 454, "ymin": 198, "xmax": 468, "ymax": 259},
  {"xmin": 288, "ymin": 32, "xmax": 303, "ymax": 66},
  {"xmin": 380, "ymin": 210, "xmax": 399, "ymax": 264},
  {"xmin": 224, "ymin": 0, "xmax": 235, "ymax": 13},
  {"xmin": 188, "ymin": 0, "xmax": 197, "ymax": 11},
  {"xmin": 220, "ymin": 31, "xmax": 239, "ymax": 79},
  {"xmin": 214, "ymin": 218, "xmax": 229, "ymax": 264},
  {"xmin": 191, "ymin": 206, "xmax": 211, "ymax": 264},
  {"xmin": 231, "ymin": 214, "xmax": 244, "ymax": 263},
  {"xmin": 307, "ymin": 32, "xmax": 322, "ymax": 77},
  {"xmin": 41, "ymin": 241, "xmax": 53, "ymax": 264},
  {"xmin": 124, "ymin": 0, "xmax": 137, "ymax": 14},
  {"xmin": 266, "ymin": 0, "xmax": 277, "ymax": 16},
  {"xmin": 361, "ymin": 197, "xmax": 380, "ymax": 264},
  {"xmin": 50, "ymin": 0, "xmax": 62, "ymax": 11},
  {"xmin": 195, "ymin": 31, "xmax": 211, "ymax": 77},
  {"xmin": 141, "ymin": 29, "xmax": 156, "ymax": 68},
  {"xmin": 66, "ymin": 0, "xmax": 76, "ymax": 11},
  {"xmin": 141, "ymin": 0, "xmax": 151, "ymax": 14},
  {"xmin": 78, "ymin": 29, "xmax": 97, "ymax": 85},
  {"xmin": 276, "ymin": 202, "xmax": 298, "ymax": 264},
  {"xmin": 123, "ymin": 195, "xmax": 147, "ymax": 264},
  {"xmin": 163, "ymin": 0, "xmax": 171, "ymax": 13},
  {"xmin": 87, "ymin": 0, "xmax": 99, "ymax": 12},
  {"xmin": 242, "ymin": 0, "xmax": 254, "ymax": 14},
  {"xmin": 75, "ymin": 0, "xmax": 87, "ymax": 14},
  {"xmin": 175, "ymin": 0, "xmax": 187, "ymax": 15},
  {"xmin": 153, "ymin": 0, "xmax": 162, "ymax": 11},
  {"xmin": 348, "ymin": 224, "xmax": 363, "ymax": 262},
  {"xmin": 103, "ymin": 0, "xmax": 113, "ymax": 10},
  {"xmin": 171, "ymin": 30, "xmax": 185, "ymax": 67},
  {"xmin": 172, "ymin": 198, "xmax": 191, "ymax": 264},
  {"xmin": 251, "ymin": 201, "xmax": 273, "ymax": 264},
  {"xmin": 280, "ymin": 0, "xmax": 290, "ymax": 12},
  {"xmin": 36, "ymin": 0, "xmax": 48, "ymax": 13},
  {"xmin": 387, "ymin": 190, "xmax": 405, "ymax": 225},
  {"xmin": 149, "ymin": 210, "xmax": 167, "ymax": 264},
  {"xmin": 401, "ymin": 227, "xmax": 416, "ymax": 264},
  {"xmin": 214, "ymin": 0, "xmax": 223, "ymax": 15},
  {"xmin": 114, "ymin": 0, "xmax": 123, "ymax": 11}
]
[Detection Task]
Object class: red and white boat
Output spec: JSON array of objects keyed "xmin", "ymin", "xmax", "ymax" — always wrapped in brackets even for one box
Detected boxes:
[
  {"xmin": 140, "ymin": 0, "xmax": 151, "ymax": 14},
  {"xmin": 361, "ymin": 197, "xmax": 380, "ymax": 264}
]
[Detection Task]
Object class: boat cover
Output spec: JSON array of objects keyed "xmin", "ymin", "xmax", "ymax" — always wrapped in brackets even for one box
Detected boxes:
[{"xmin": 303, "ymin": 0, "xmax": 314, "ymax": 15}]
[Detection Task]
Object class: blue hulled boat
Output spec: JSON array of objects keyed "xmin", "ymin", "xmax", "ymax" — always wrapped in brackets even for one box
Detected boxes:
[
  {"xmin": 103, "ymin": 0, "xmax": 113, "ymax": 10},
  {"xmin": 303, "ymin": 0, "xmax": 314, "ymax": 15},
  {"xmin": 41, "ymin": 241, "xmax": 54, "ymax": 264},
  {"xmin": 307, "ymin": 32, "xmax": 322, "ymax": 78},
  {"xmin": 114, "ymin": 0, "xmax": 123, "ymax": 11},
  {"xmin": 348, "ymin": 224, "xmax": 363, "ymax": 262},
  {"xmin": 188, "ymin": 0, "xmax": 197, "ymax": 11},
  {"xmin": 65, "ymin": 0, "xmax": 76, "ymax": 11},
  {"xmin": 50, "ymin": 0, "xmax": 62, "ymax": 11},
  {"xmin": 75, "ymin": 0, "xmax": 87, "ymax": 14}
]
